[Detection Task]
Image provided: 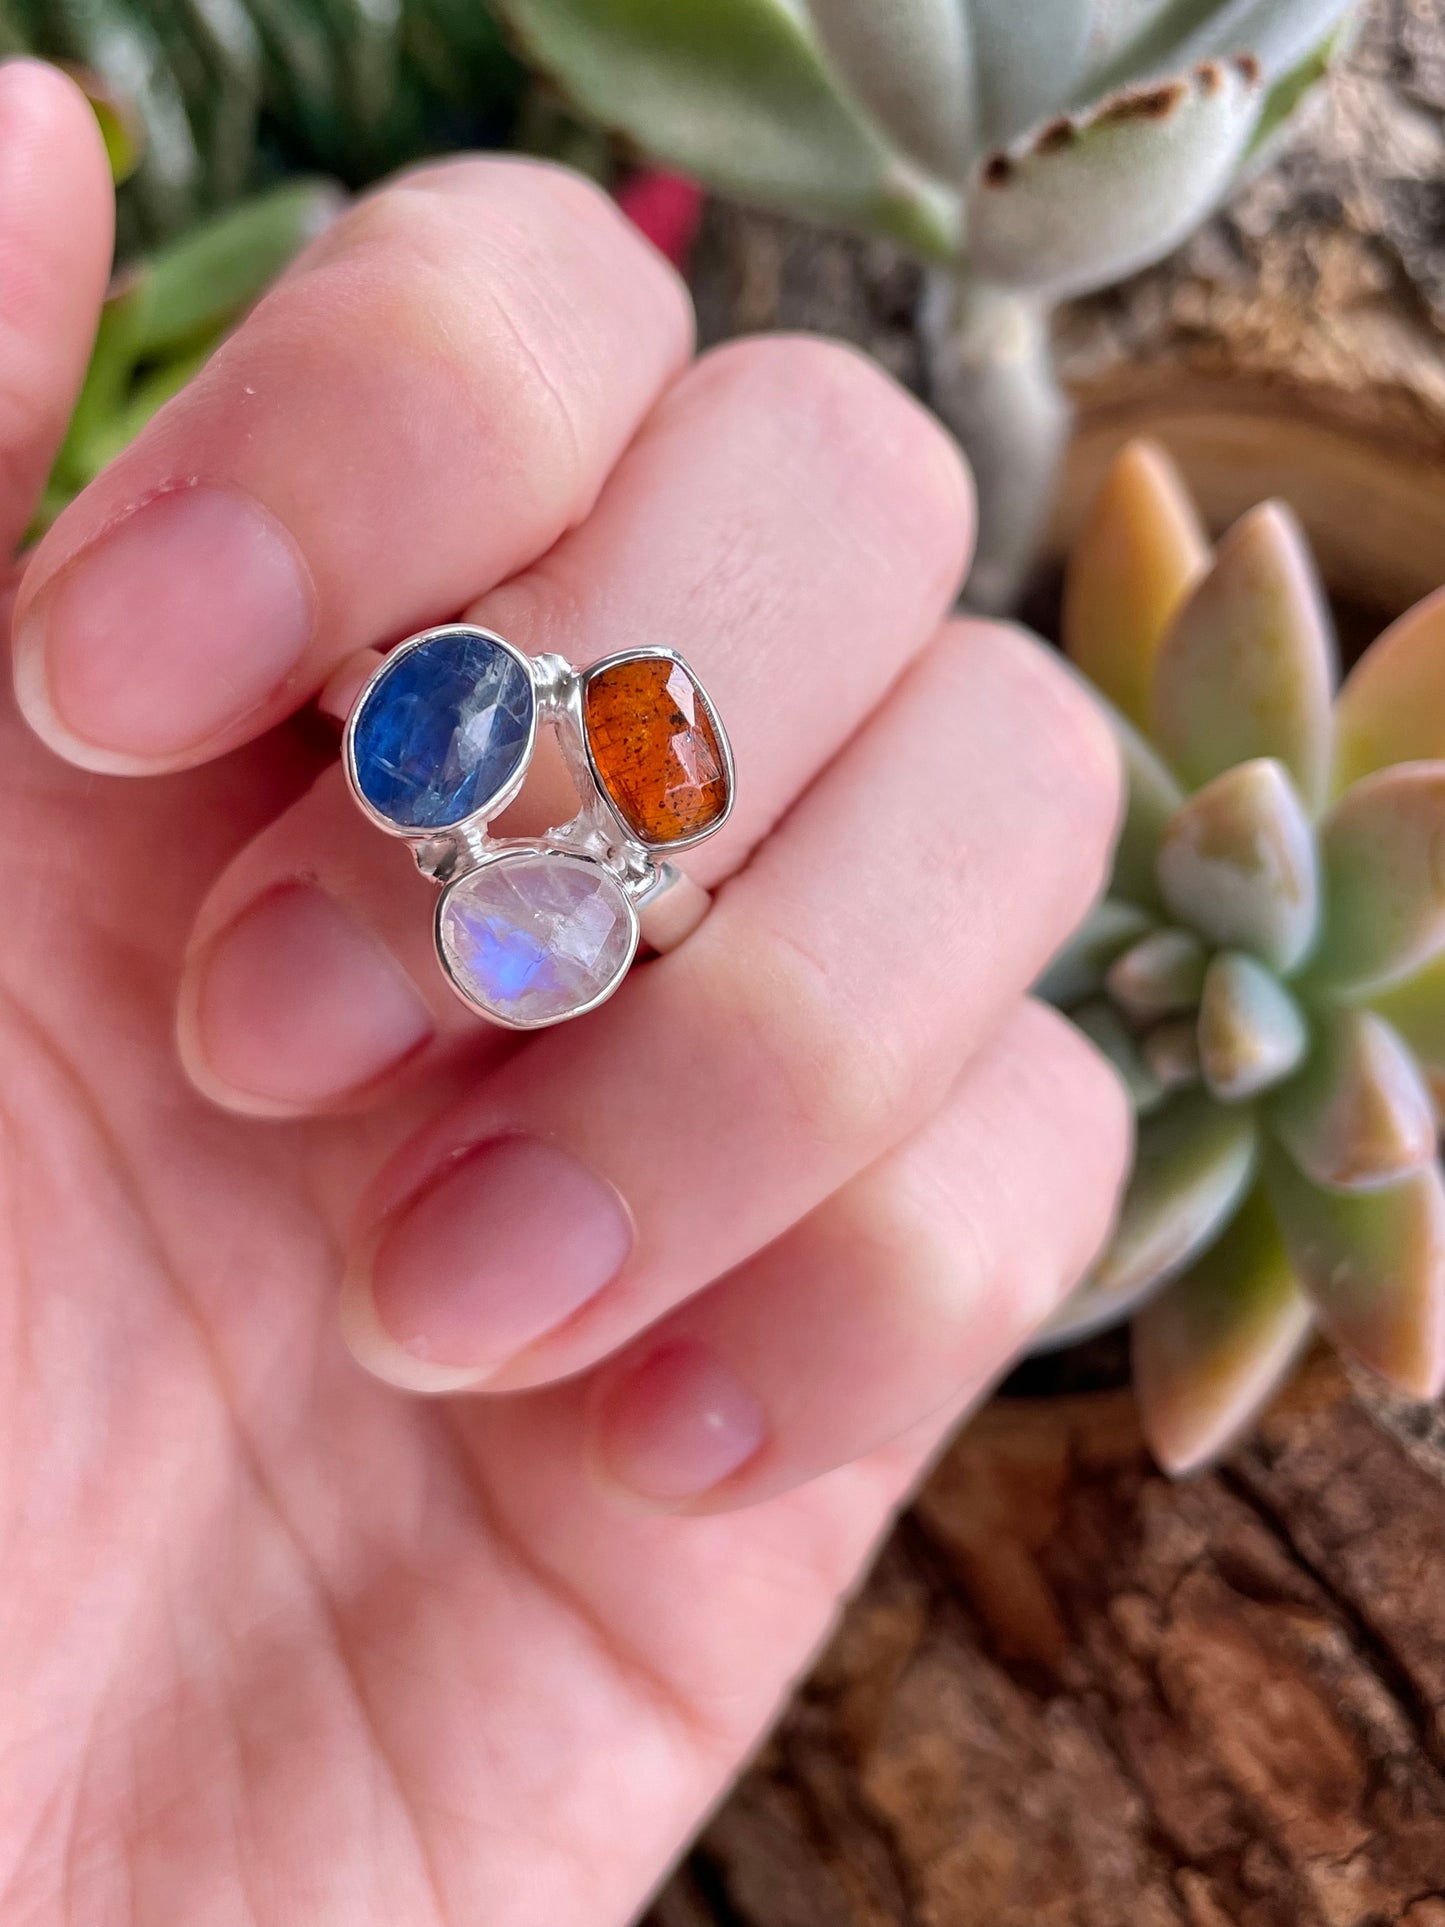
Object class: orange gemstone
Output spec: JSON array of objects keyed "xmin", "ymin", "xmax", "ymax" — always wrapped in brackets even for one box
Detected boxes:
[{"xmin": 584, "ymin": 655, "xmax": 730, "ymax": 846}]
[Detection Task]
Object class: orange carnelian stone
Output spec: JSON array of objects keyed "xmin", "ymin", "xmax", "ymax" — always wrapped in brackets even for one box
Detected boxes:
[{"xmin": 584, "ymin": 656, "xmax": 729, "ymax": 846}]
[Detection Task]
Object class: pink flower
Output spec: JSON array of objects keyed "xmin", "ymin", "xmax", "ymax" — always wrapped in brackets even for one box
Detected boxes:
[{"xmin": 615, "ymin": 170, "xmax": 703, "ymax": 271}]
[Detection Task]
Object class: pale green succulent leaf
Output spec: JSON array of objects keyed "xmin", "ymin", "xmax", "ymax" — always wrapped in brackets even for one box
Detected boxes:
[
  {"xmin": 1150, "ymin": 501, "xmax": 1336, "ymax": 809},
  {"xmin": 1270, "ymin": 1008, "xmax": 1437, "ymax": 1192},
  {"xmin": 1053, "ymin": 659, "xmax": 1184, "ymax": 911},
  {"xmin": 1170, "ymin": 0, "xmax": 1356, "ymax": 80},
  {"xmin": 1242, "ymin": 22, "xmax": 1341, "ymax": 164},
  {"xmin": 1036, "ymin": 897, "xmax": 1155, "ymax": 1006},
  {"xmin": 1142, "ymin": 1015, "xmax": 1203, "ymax": 1093},
  {"xmin": 1107, "ymin": 927, "xmax": 1207, "ymax": 1026},
  {"xmin": 490, "ymin": 0, "xmax": 963, "ymax": 256},
  {"xmin": 1332, "ymin": 588, "xmax": 1445, "ymax": 795},
  {"xmin": 1156, "ymin": 758, "xmax": 1318, "ymax": 971},
  {"xmin": 964, "ymin": 0, "xmax": 1091, "ymax": 148},
  {"xmin": 1062, "ymin": 437, "xmax": 1209, "ymax": 731},
  {"xmin": 1071, "ymin": 998, "xmax": 1167, "ymax": 1113},
  {"xmin": 1133, "ymin": 1183, "xmax": 1313, "ymax": 1474},
  {"xmin": 967, "ymin": 56, "xmax": 1261, "ymax": 301},
  {"xmin": 1311, "ymin": 765, "xmax": 1445, "ymax": 995},
  {"xmin": 1265, "ymin": 1146, "xmax": 1445, "ymax": 1398},
  {"xmin": 804, "ymin": 0, "xmax": 975, "ymax": 177},
  {"xmin": 1371, "ymin": 954, "xmax": 1445, "ymax": 1114},
  {"xmin": 1086, "ymin": 1089, "xmax": 1259, "ymax": 1305},
  {"xmin": 1198, "ymin": 950, "xmax": 1308, "ymax": 1102}
]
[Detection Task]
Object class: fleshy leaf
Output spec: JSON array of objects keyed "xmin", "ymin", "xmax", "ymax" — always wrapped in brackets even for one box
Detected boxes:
[
  {"xmin": 1134, "ymin": 1184, "xmax": 1313, "ymax": 1475},
  {"xmin": 1107, "ymin": 928, "xmax": 1207, "ymax": 1026},
  {"xmin": 805, "ymin": 0, "xmax": 974, "ymax": 177},
  {"xmin": 964, "ymin": 0, "xmax": 1092, "ymax": 149},
  {"xmin": 1198, "ymin": 951, "xmax": 1308, "ymax": 1102},
  {"xmin": 1265, "ymin": 1148, "xmax": 1445, "ymax": 1398},
  {"xmin": 1094, "ymin": 693, "xmax": 1187, "ymax": 911},
  {"xmin": 1310, "ymin": 766, "xmax": 1445, "ymax": 994},
  {"xmin": 1071, "ymin": 1000, "xmax": 1166, "ymax": 1113},
  {"xmin": 966, "ymin": 56, "xmax": 1262, "ymax": 301},
  {"xmin": 1270, "ymin": 1009, "xmax": 1437, "ymax": 1192},
  {"xmin": 1332, "ymin": 589, "xmax": 1445, "ymax": 795},
  {"xmin": 490, "ymin": 0, "xmax": 963, "ymax": 256},
  {"xmin": 1142, "ymin": 1017, "xmax": 1202, "ymax": 1092},
  {"xmin": 1156, "ymin": 758, "xmax": 1318, "ymax": 971},
  {"xmin": 1371, "ymin": 954, "xmax": 1445, "ymax": 1111},
  {"xmin": 1150, "ymin": 502, "xmax": 1336, "ymax": 810},
  {"xmin": 1172, "ymin": 0, "xmax": 1358, "ymax": 80},
  {"xmin": 1087, "ymin": 1090, "xmax": 1259, "ymax": 1304},
  {"xmin": 1062, "ymin": 438, "xmax": 1209, "ymax": 731},
  {"xmin": 1035, "ymin": 898, "xmax": 1155, "ymax": 1007}
]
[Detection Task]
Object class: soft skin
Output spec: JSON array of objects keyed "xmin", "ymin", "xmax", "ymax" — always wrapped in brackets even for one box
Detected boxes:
[{"xmin": 0, "ymin": 61, "xmax": 1130, "ymax": 1927}]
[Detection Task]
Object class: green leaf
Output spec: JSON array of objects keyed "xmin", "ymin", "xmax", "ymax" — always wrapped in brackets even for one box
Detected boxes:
[
  {"xmin": 1156, "ymin": 758, "xmax": 1318, "ymax": 972},
  {"xmin": 1270, "ymin": 1008, "xmax": 1436, "ymax": 1193},
  {"xmin": 1310, "ymin": 766, "xmax": 1445, "ymax": 995},
  {"xmin": 1170, "ymin": 0, "xmax": 1356, "ymax": 81},
  {"xmin": 1088, "ymin": 1089, "xmax": 1259, "ymax": 1304},
  {"xmin": 1035, "ymin": 897, "xmax": 1155, "ymax": 1007},
  {"xmin": 1266, "ymin": 1147, "xmax": 1445, "ymax": 1398},
  {"xmin": 1062, "ymin": 437, "xmax": 1208, "ymax": 732},
  {"xmin": 489, "ymin": 0, "xmax": 963, "ymax": 256},
  {"xmin": 1332, "ymin": 588, "xmax": 1445, "ymax": 795},
  {"xmin": 1142, "ymin": 1015, "xmax": 1203, "ymax": 1093},
  {"xmin": 1150, "ymin": 501, "xmax": 1336, "ymax": 809},
  {"xmin": 1054, "ymin": 661, "xmax": 1184, "ymax": 910},
  {"xmin": 133, "ymin": 179, "xmax": 343, "ymax": 359},
  {"xmin": 1106, "ymin": 927, "xmax": 1207, "ymax": 1026},
  {"xmin": 805, "ymin": 0, "xmax": 974, "ymax": 176},
  {"xmin": 1134, "ymin": 1184, "xmax": 1312, "ymax": 1474},
  {"xmin": 1370, "ymin": 953, "xmax": 1445, "ymax": 1111},
  {"xmin": 964, "ymin": 0, "xmax": 1091, "ymax": 149},
  {"xmin": 966, "ymin": 54, "xmax": 1262, "ymax": 300},
  {"xmin": 1198, "ymin": 951, "xmax": 1307, "ymax": 1102}
]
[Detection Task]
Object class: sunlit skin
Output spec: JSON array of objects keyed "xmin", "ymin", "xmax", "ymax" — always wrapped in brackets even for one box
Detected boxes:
[{"xmin": 0, "ymin": 61, "xmax": 1128, "ymax": 1925}]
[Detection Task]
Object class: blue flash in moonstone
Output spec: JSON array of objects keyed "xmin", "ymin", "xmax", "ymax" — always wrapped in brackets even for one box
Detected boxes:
[{"xmin": 351, "ymin": 630, "xmax": 534, "ymax": 831}]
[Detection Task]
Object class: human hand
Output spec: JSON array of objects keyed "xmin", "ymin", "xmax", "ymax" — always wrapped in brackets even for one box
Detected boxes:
[{"xmin": 0, "ymin": 60, "xmax": 1129, "ymax": 1926}]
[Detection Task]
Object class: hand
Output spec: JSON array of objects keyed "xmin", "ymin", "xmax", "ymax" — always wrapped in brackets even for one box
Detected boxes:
[{"xmin": 0, "ymin": 60, "xmax": 1128, "ymax": 1927}]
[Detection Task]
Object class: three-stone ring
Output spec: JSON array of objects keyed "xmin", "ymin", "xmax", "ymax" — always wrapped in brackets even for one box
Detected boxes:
[{"xmin": 342, "ymin": 626, "xmax": 734, "ymax": 1029}]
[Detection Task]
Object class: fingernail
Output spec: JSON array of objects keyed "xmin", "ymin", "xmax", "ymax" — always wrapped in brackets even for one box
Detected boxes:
[
  {"xmin": 17, "ymin": 485, "xmax": 314, "ymax": 769},
  {"xmin": 591, "ymin": 1341, "xmax": 766, "ymax": 1506},
  {"xmin": 345, "ymin": 1137, "xmax": 633, "ymax": 1393},
  {"xmin": 185, "ymin": 882, "xmax": 433, "ymax": 1112}
]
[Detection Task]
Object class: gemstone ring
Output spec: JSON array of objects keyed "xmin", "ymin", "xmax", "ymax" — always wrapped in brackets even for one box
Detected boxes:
[{"xmin": 342, "ymin": 625, "xmax": 734, "ymax": 1029}]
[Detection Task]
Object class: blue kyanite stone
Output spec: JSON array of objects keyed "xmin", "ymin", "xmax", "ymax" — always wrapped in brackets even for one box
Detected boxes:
[{"xmin": 351, "ymin": 629, "xmax": 534, "ymax": 831}]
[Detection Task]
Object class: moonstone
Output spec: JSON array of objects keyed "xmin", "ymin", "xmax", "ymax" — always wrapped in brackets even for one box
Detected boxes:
[
  {"xmin": 438, "ymin": 852, "xmax": 636, "ymax": 1026},
  {"xmin": 350, "ymin": 629, "xmax": 533, "ymax": 831}
]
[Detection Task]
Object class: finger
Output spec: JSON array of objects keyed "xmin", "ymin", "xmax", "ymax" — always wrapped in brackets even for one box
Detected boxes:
[
  {"xmin": 176, "ymin": 335, "xmax": 973, "ymax": 1114},
  {"xmin": 13, "ymin": 157, "xmax": 692, "ymax": 775},
  {"xmin": 0, "ymin": 61, "xmax": 114, "ymax": 555},
  {"xmin": 582, "ymin": 1002, "xmax": 1130, "ymax": 1511},
  {"xmin": 340, "ymin": 620, "xmax": 1122, "ymax": 1395}
]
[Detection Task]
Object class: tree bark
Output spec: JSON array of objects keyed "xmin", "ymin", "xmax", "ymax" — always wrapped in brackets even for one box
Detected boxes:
[{"xmin": 657, "ymin": 3, "xmax": 1445, "ymax": 1919}]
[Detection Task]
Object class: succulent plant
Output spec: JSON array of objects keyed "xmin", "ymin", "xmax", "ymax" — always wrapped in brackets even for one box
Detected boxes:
[
  {"xmin": 1038, "ymin": 439, "xmax": 1445, "ymax": 1473},
  {"xmin": 0, "ymin": 0, "xmax": 523, "ymax": 249},
  {"xmin": 34, "ymin": 180, "xmax": 341, "ymax": 538},
  {"xmin": 484, "ymin": 0, "xmax": 1356, "ymax": 608}
]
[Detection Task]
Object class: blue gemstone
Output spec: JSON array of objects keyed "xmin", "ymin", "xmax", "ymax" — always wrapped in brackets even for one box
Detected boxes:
[{"xmin": 351, "ymin": 630, "xmax": 534, "ymax": 831}]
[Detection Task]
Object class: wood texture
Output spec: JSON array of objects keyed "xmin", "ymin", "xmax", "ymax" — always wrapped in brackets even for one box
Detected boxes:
[{"xmin": 659, "ymin": 3, "xmax": 1445, "ymax": 1919}]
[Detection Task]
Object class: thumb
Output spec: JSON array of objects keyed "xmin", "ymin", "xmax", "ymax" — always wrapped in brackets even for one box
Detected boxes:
[{"xmin": 0, "ymin": 61, "xmax": 113, "ymax": 560}]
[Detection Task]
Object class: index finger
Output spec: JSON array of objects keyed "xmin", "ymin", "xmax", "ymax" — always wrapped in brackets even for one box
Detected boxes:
[{"xmin": 13, "ymin": 158, "xmax": 693, "ymax": 775}]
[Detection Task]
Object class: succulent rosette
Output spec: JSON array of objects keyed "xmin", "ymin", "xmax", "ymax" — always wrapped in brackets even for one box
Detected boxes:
[{"xmin": 1041, "ymin": 441, "xmax": 1445, "ymax": 1472}]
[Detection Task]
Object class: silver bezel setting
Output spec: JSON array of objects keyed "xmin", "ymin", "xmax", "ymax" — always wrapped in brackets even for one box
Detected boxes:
[
  {"xmin": 341, "ymin": 628, "xmax": 730, "ymax": 1027},
  {"xmin": 580, "ymin": 645, "xmax": 736, "ymax": 855},
  {"xmin": 434, "ymin": 844, "xmax": 642, "ymax": 1031},
  {"xmin": 342, "ymin": 624, "xmax": 539, "ymax": 842}
]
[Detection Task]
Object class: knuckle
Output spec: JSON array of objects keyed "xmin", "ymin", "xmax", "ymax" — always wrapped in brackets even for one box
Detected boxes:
[{"xmin": 706, "ymin": 918, "xmax": 915, "ymax": 1153}]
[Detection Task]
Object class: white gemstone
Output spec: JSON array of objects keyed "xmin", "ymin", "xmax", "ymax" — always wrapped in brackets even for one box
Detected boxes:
[{"xmin": 437, "ymin": 851, "xmax": 637, "ymax": 1027}]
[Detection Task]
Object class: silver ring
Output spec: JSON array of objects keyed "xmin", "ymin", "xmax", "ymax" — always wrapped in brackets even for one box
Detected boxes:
[{"xmin": 342, "ymin": 626, "xmax": 733, "ymax": 1029}]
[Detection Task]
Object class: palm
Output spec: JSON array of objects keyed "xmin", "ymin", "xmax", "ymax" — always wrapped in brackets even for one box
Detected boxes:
[{"xmin": 0, "ymin": 679, "xmax": 919, "ymax": 1923}]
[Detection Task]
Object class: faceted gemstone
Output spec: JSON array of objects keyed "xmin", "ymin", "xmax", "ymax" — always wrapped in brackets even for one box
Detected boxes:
[
  {"xmin": 351, "ymin": 629, "xmax": 533, "ymax": 831},
  {"xmin": 583, "ymin": 655, "xmax": 729, "ymax": 845},
  {"xmin": 437, "ymin": 851, "xmax": 636, "ymax": 1026}
]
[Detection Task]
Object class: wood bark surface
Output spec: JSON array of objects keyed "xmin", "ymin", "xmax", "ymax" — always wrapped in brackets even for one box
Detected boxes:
[{"xmin": 652, "ymin": 4, "xmax": 1445, "ymax": 1920}]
